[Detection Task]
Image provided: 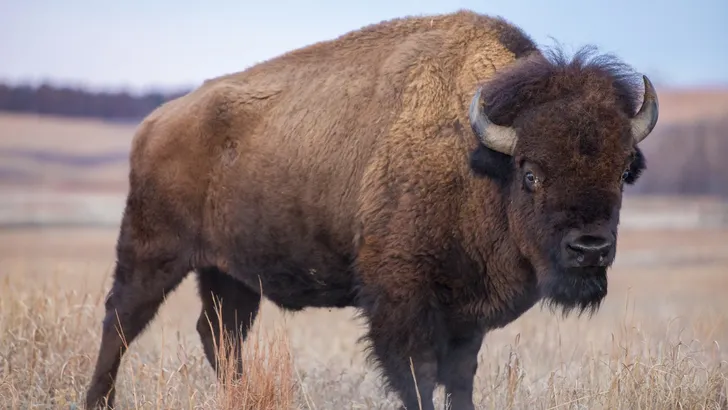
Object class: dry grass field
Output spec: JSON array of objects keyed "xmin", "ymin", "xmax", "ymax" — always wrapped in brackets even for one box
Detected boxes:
[
  {"xmin": 1, "ymin": 215, "xmax": 727, "ymax": 409},
  {"xmin": 1, "ymin": 95, "xmax": 728, "ymax": 409}
]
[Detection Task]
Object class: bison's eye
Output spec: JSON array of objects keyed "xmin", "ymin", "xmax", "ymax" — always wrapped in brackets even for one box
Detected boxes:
[
  {"xmin": 621, "ymin": 169, "xmax": 631, "ymax": 182},
  {"xmin": 524, "ymin": 171, "xmax": 539, "ymax": 191},
  {"xmin": 521, "ymin": 160, "xmax": 543, "ymax": 192}
]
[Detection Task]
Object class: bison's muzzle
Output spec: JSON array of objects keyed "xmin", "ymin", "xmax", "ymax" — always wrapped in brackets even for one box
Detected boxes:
[{"xmin": 561, "ymin": 228, "xmax": 616, "ymax": 268}]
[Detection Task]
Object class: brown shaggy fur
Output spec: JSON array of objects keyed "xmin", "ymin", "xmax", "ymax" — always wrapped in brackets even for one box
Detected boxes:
[{"xmin": 85, "ymin": 9, "xmax": 654, "ymax": 410}]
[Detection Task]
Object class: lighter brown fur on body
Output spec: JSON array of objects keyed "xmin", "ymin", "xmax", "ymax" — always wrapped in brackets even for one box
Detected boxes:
[{"xmin": 131, "ymin": 10, "xmax": 525, "ymax": 293}]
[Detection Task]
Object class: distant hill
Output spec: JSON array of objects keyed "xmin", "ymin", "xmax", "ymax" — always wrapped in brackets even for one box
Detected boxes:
[
  {"xmin": 624, "ymin": 87, "xmax": 728, "ymax": 198},
  {"xmin": 629, "ymin": 116, "xmax": 728, "ymax": 198},
  {"xmin": 0, "ymin": 82, "xmax": 191, "ymax": 121}
]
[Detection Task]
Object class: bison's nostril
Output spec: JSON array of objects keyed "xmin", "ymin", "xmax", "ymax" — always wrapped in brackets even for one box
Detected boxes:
[{"xmin": 564, "ymin": 233, "xmax": 615, "ymax": 267}]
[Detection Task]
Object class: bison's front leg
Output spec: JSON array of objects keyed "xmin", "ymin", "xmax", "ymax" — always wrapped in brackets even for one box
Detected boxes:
[
  {"xmin": 356, "ymin": 185, "xmax": 462, "ymax": 408},
  {"xmin": 359, "ymin": 291, "xmax": 442, "ymax": 410},
  {"xmin": 356, "ymin": 247, "xmax": 447, "ymax": 410},
  {"xmin": 437, "ymin": 328, "xmax": 485, "ymax": 410}
]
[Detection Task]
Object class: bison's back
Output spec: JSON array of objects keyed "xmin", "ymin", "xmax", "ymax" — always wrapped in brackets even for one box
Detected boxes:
[{"xmin": 125, "ymin": 10, "xmax": 536, "ymax": 308}]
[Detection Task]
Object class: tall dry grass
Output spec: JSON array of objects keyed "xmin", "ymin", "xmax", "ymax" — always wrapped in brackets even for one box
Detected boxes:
[
  {"xmin": 1, "ymin": 274, "xmax": 726, "ymax": 409},
  {"xmin": 0, "ymin": 276, "xmax": 299, "ymax": 409},
  {"xmin": 205, "ymin": 297, "xmax": 297, "ymax": 410},
  {"xmin": 465, "ymin": 296, "xmax": 728, "ymax": 410}
]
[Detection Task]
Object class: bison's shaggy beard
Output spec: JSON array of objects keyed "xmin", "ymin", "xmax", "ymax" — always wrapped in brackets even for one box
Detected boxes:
[{"xmin": 539, "ymin": 266, "xmax": 608, "ymax": 317}]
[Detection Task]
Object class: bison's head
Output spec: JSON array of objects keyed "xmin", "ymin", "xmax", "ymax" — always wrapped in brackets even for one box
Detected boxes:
[{"xmin": 468, "ymin": 48, "xmax": 658, "ymax": 315}]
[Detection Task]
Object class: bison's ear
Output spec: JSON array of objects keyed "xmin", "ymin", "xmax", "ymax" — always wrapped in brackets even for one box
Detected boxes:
[
  {"xmin": 624, "ymin": 146, "xmax": 646, "ymax": 185},
  {"xmin": 469, "ymin": 144, "xmax": 514, "ymax": 186}
]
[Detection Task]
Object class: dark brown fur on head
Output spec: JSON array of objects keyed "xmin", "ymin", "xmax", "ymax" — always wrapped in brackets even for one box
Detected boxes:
[{"xmin": 470, "ymin": 45, "xmax": 648, "ymax": 316}]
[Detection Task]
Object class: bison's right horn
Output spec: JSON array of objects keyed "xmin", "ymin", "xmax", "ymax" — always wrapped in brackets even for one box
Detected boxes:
[
  {"xmin": 630, "ymin": 75, "xmax": 659, "ymax": 144},
  {"xmin": 469, "ymin": 88, "xmax": 518, "ymax": 155}
]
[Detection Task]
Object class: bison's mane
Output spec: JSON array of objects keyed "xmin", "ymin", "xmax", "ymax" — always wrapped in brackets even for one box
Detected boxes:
[{"xmin": 481, "ymin": 44, "xmax": 645, "ymax": 127}]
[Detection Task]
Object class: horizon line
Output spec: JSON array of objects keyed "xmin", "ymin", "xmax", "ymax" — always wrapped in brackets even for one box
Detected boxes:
[{"xmin": 3, "ymin": 76, "xmax": 728, "ymax": 97}]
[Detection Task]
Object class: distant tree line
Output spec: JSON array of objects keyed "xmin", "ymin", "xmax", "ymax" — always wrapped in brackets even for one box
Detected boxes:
[{"xmin": 0, "ymin": 82, "xmax": 191, "ymax": 121}]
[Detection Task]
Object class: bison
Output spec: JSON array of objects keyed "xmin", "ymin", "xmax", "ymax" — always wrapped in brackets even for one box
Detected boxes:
[{"xmin": 85, "ymin": 9, "xmax": 659, "ymax": 410}]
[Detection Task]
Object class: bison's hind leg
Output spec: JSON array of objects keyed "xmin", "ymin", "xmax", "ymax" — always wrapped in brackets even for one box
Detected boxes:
[
  {"xmin": 85, "ymin": 222, "xmax": 192, "ymax": 409},
  {"xmin": 195, "ymin": 266, "xmax": 262, "ymax": 378}
]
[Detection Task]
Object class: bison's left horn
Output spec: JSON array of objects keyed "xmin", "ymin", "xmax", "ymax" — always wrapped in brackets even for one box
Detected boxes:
[
  {"xmin": 631, "ymin": 75, "xmax": 659, "ymax": 143},
  {"xmin": 469, "ymin": 88, "xmax": 518, "ymax": 155}
]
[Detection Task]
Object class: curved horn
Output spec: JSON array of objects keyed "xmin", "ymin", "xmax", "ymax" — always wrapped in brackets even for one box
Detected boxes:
[
  {"xmin": 469, "ymin": 88, "xmax": 518, "ymax": 155},
  {"xmin": 631, "ymin": 75, "xmax": 659, "ymax": 143}
]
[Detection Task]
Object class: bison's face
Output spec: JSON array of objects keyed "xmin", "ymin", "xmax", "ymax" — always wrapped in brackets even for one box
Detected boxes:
[
  {"xmin": 502, "ymin": 107, "xmax": 646, "ymax": 314},
  {"xmin": 468, "ymin": 75, "xmax": 658, "ymax": 315}
]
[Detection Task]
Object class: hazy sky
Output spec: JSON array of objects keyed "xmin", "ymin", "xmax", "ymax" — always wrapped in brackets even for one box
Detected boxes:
[{"xmin": 2, "ymin": 0, "xmax": 727, "ymax": 92}]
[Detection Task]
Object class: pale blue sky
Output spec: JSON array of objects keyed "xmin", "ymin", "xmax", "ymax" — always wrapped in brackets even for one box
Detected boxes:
[{"xmin": 2, "ymin": 0, "xmax": 726, "ymax": 93}]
